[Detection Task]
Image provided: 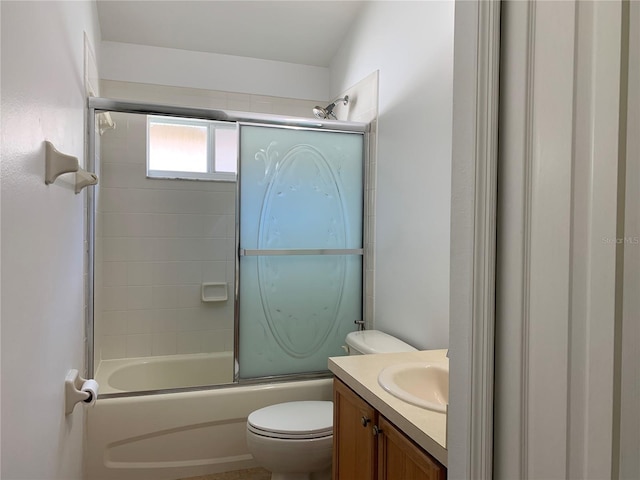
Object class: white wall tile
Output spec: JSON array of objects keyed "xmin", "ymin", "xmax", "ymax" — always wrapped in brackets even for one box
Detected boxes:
[
  {"xmin": 202, "ymin": 261, "xmax": 227, "ymax": 282},
  {"xmin": 178, "ymin": 285, "xmax": 202, "ymax": 308},
  {"xmin": 126, "ymin": 309, "xmax": 154, "ymax": 334},
  {"xmin": 102, "ymin": 286, "xmax": 127, "ymax": 311},
  {"xmin": 127, "ymin": 262, "xmax": 154, "ymax": 286},
  {"xmin": 126, "ymin": 334, "xmax": 152, "ymax": 357},
  {"xmin": 103, "ymin": 237, "xmax": 128, "ymax": 262},
  {"xmin": 101, "ymin": 335, "xmax": 126, "ymax": 360},
  {"xmin": 102, "ymin": 262, "xmax": 127, "ymax": 286},
  {"xmin": 100, "ymin": 187, "xmax": 131, "ymax": 213},
  {"xmin": 152, "ymin": 285, "xmax": 179, "ymax": 309},
  {"xmin": 127, "ymin": 238, "xmax": 156, "ymax": 262},
  {"xmin": 177, "ymin": 261, "xmax": 203, "ymax": 284},
  {"xmin": 127, "ymin": 188, "xmax": 156, "ymax": 214},
  {"xmin": 176, "ymin": 331, "xmax": 201, "ymax": 354},
  {"xmin": 101, "ymin": 311, "xmax": 127, "ymax": 335},
  {"xmin": 225, "ymin": 238, "xmax": 236, "ymax": 261},
  {"xmin": 152, "ymin": 262, "xmax": 178, "ymax": 285},
  {"xmin": 101, "ymin": 141, "xmax": 128, "ymax": 165},
  {"xmin": 154, "ymin": 310, "xmax": 178, "ymax": 332},
  {"xmin": 152, "ymin": 333, "xmax": 177, "ymax": 356},
  {"xmin": 152, "ymin": 213, "xmax": 181, "ymax": 237},
  {"xmin": 179, "ymin": 214, "xmax": 227, "ymax": 237},
  {"xmin": 204, "ymin": 192, "xmax": 235, "ymax": 214},
  {"xmin": 225, "ymin": 214, "xmax": 237, "ymax": 238},
  {"xmin": 202, "ymin": 238, "xmax": 227, "ymax": 261},
  {"xmin": 200, "ymin": 331, "xmax": 226, "ymax": 353},
  {"xmin": 174, "ymin": 310, "xmax": 197, "ymax": 332},
  {"xmin": 127, "ymin": 286, "xmax": 153, "ymax": 310},
  {"xmin": 226, "ymin": 261, "xmax": 236, "ymax": 282},
  {"xmin": 103, "ymin": 213, "xmax": 155, "ymax": 237},
  {"xmin": 222, "ymin": 330, "xmax": 235, "ymax": 351}
]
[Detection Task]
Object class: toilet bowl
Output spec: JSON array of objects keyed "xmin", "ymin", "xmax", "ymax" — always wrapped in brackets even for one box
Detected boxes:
[
  {"xmin": 245, "ymin": 330, "xmax": 416, "ymax": 479},
  {"xmin": 246, "ymin": 401, "xmax": 333, "ymax": 480}
]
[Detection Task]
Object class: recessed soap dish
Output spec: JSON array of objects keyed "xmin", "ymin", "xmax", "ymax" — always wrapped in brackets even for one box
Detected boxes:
[{"xmin": 202, "ymin": 282, "xmax": 228, "ymax": 302}]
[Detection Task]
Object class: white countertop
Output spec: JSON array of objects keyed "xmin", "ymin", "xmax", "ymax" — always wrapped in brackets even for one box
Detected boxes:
[{"xmin": 328, "ymin": 349, "xmax": 448, "ymax": 467}]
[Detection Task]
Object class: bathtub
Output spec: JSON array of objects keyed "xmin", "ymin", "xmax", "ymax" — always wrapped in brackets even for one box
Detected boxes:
[
  {"xmin": 86, "ymin": 354, "xmax": 333, "ymax": 480},
  {"xmin": 94, "ymin": 352, "xmax": 235, "ymax": 394}
]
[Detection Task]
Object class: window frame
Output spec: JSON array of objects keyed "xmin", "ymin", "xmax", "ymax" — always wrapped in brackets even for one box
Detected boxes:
[{"xmin": 146, "ymin": 115, "xmax": 237, "ymax": 182}]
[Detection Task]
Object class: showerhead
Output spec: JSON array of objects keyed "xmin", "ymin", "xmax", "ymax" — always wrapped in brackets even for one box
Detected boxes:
[
  {"xmin": 312, "ymin": 105, "xmax": 332, "ymax": 119},
  {"xmin": 313, "ymin": 96, "xmax": 349, "ymax": 119}
]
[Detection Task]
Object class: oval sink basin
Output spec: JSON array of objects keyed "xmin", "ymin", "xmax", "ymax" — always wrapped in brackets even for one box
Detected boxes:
[{"xmin": 378, "ymin": 362, "xmax": 449, "ymax": 413}]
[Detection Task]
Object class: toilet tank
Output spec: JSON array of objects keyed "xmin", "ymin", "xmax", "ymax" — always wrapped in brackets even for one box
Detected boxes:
[{"xmin": 345, "ymin": 330, "xmax": 417, "ymax": 355}]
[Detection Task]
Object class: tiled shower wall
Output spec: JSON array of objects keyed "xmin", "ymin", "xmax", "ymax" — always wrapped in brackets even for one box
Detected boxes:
[{"xmin": 95, "ymin": 112, "xmax": 236, "ymax": 361}]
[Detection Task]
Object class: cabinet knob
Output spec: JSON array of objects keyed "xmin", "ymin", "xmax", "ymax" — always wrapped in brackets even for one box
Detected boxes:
[
  {"xmin": 361, "ymin": 416, "xmax": 371, "ymax": 427},
  {"xmin": 372, "ymin": 425, "xmax": 382, "ymax": 436}
]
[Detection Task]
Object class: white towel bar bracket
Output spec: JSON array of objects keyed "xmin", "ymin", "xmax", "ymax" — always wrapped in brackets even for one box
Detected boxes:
[{"xmin": 45, "ymin": 141, "xmax": 98, "ymax": 194}]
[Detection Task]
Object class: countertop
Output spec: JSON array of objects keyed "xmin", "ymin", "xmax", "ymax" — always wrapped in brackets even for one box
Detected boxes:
[{"xmin": 328, "ymin": 349, "xmax": 448, "ymax": 467}]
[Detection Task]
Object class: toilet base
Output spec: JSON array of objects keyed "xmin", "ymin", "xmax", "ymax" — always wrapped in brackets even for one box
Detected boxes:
[{"xmin": 246, "ymin": 428, "xmax": 332, "ymax": 479}]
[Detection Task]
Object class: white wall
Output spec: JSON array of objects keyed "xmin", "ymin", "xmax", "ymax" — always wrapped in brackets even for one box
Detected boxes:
[
  {"xmin": 330, "ymin": 1, "xmax": 454, "ymax": 349},
  {"xmin": 101, "ymin": 41, "xmax": 330, "ymax": 101},
  {"xmin": 101, "ymin": 79, "xmax": 324, "ymax": 119},
  {"xmin": 0, "ymin": 1, "xmax": 101, "ymax": 479}
]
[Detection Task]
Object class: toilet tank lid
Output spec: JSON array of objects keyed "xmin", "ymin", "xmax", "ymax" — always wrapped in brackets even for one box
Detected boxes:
[{"xmin": 346, "ymin": 330, "xmax": 417, "ymax": 354}]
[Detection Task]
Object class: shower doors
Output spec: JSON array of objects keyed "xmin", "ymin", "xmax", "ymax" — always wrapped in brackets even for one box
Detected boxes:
[
  {"xmin": 88, "ymin": 97, "xmax": 367, "ymax": 395},
  {"xmin": 238, "ymin": 125, "xmax": 364, "ymax": 379}
]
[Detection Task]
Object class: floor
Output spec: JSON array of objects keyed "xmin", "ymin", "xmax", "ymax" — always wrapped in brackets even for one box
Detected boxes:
[{"xmin": 180, "ymin": 468, "xmax": 271, "ymax": 480}]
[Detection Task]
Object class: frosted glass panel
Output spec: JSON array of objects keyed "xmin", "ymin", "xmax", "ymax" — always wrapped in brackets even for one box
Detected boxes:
[
  {"xmin": 239, "ymin": 125, "xmax": 364, "ymax": 378},
  {"xmin": 239, "ymin": 256, "xmax": 362, "ymax": 377}
]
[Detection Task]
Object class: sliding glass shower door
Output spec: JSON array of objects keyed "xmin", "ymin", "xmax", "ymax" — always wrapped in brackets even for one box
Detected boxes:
[{"xmin": 238, "ymin": 125, "xmax": 364, "ymax": 378}]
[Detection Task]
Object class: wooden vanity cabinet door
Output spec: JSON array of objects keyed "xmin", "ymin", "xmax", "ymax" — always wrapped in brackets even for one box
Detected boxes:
[
  {"xmin": 377, "ymin": 416, "xmax": 447, "ymax": 480},
  {"xmin": 333, "ymin": 379, "xmax": 377, "ymax": 480}
]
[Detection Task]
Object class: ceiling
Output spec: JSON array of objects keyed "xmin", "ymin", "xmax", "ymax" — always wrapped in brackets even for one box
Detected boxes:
[{"xmin": 97, "ymin": 1, "xmax": 367, "ymax": 68}]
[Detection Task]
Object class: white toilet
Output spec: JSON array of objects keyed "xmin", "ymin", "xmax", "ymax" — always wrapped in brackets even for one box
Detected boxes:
[{"xmin": 245, "ymin": 330, "xmax": 416, "ymax": 480}]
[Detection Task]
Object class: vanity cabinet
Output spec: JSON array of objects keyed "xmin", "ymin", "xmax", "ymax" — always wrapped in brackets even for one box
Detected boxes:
[
  {"xmin": 333, "ymin": 377, "xmax": 377, "ymax": 480},
  {"xmin": 333, "ymin": 378, "xmax": 446, "ymax": 480}
]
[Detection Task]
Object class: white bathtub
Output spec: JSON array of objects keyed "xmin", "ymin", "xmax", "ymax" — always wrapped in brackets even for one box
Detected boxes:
[
  {"xmin": 94, "ymin": 352, "xmax": 235, "ymax": 394},
  {"xmin": 87, "ymin": 354, "xmax": 333, "ymax": 480}
]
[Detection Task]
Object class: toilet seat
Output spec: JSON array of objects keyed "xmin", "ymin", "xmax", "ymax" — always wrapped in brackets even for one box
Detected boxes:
[{"xmin": 247, "ymin": 401, "xmax": 333, "ymax": 440}]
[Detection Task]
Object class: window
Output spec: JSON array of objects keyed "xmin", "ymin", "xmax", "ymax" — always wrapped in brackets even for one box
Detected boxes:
[{"xmin": 147, "ymin": 116, "xmax": 237, "ymax": 181}]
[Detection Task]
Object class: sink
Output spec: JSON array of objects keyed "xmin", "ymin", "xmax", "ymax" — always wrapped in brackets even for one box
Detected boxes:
[{"xmin": 378, "ymin": 362, "xmax": 449, "ymax": 413}]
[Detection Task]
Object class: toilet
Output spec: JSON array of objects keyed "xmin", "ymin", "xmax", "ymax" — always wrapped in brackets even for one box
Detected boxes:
[{"xmin": 245, "ymin": 330, "xmax": 417, "ymax": 480}]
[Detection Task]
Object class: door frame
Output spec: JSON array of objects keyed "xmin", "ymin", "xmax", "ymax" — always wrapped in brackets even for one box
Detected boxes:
[{"xmin": 449, "ymin": 1, "xmax": 501, "ymax": 479}]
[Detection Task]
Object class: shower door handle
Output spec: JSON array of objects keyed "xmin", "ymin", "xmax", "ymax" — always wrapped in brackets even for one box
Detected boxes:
[{"xmin": 239, "ymin": 248, "xmax": 364, "ymax": 256}]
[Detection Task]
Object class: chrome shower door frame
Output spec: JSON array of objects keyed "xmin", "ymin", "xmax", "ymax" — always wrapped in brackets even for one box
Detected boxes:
[{"xmin": 86, "ymin": 97, "xmax": 369, "ymax": 393}]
